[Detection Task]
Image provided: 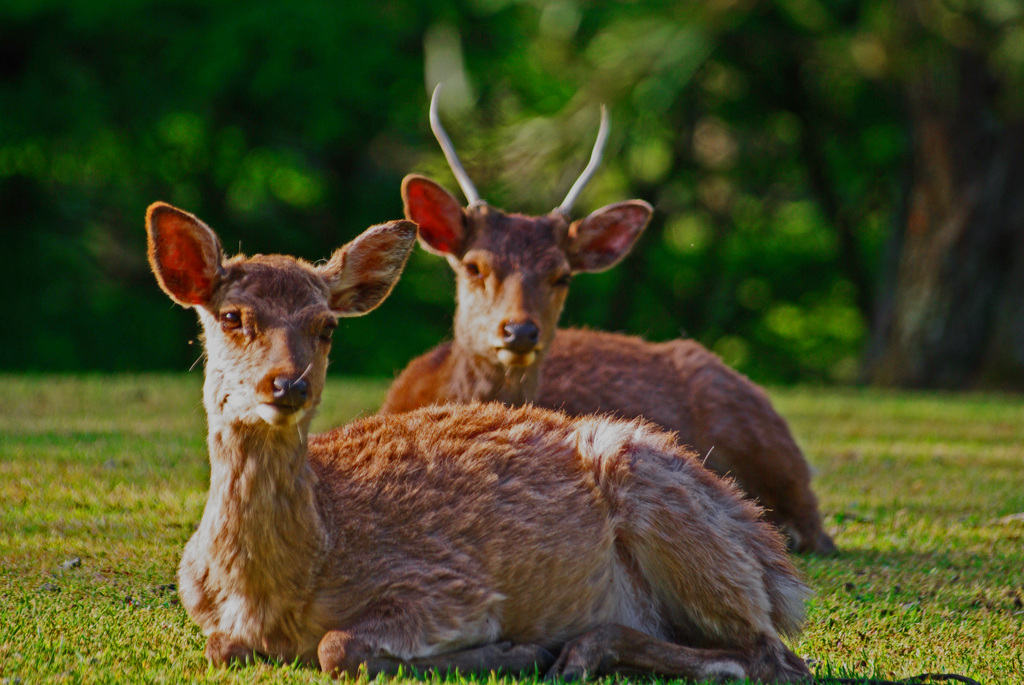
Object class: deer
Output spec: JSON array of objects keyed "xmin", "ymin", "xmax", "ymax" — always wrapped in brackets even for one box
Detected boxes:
[
  {"xmin": 380, "ymin": 87, "xmax": 836, "ymax": 555},
  {"xmin": 147, "ymin": 200, "xmax": 812, "ymax": 682}
]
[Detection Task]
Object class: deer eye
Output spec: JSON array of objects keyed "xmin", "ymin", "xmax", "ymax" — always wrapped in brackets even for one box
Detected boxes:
[
  {"xmin": 319, "ymin": 322, "xmax": 337, "ymax": 343},
  {"xmin": 553, "ymin": 273, "xmax": 572, "ymax": 287},
  {"xmin": 463, "ymin": 262, "xmax": 482, "ymax": 278},
  {"xmin": 220, "ymin": 310, "xmax": 242, "ymax": 331}
]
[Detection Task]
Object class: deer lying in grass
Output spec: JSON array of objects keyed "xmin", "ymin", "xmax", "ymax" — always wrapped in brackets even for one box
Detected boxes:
[
  {"xmin": 381, "ymin": 90, "xmax": 835, "ymax": 555},
  {"xmin": 148, "ymin": 200, "xmax": 812, "ymax": 682}
]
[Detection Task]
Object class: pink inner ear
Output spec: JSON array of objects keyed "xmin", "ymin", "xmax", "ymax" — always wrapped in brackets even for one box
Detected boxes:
[
  {"xmin": 155, "ymin": 214, "xmax": 214, "ymax": 305},
  {"xmin": 588, "ymin": 219, "xmax": 637, "ymax": 256},
  {"xmin": 569, "ymin": 204, "xmax": 650, "ymax": 272},
  {"xmin": 404, "ymin": 181, "xmax": 462, "ymax": 255},
  {"xmin": 577, "ymin": 208, "xmax": 643, "ymax": 255}
]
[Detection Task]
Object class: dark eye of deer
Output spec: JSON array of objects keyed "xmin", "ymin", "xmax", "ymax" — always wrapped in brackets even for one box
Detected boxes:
[
  {"xmin": 464, "ymin": 262, "xmax": 481, "ymax": 277},
  {"xmin": 320, "ymin": 323, "xmax": 336, "ymax": 343},
  {"xmin": 220, "ymin": 311, "xmax": 242, "ymax": 331},
  {"xmin": 553, "ymin": 273, "xmax": 572, "ymax": 287}
]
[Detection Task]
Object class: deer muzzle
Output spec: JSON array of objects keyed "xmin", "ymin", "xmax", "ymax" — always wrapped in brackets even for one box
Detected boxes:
[
  {"xmin": 256, "ymin": 373, "xmax": 312, "ymax": 426},
  {"xmin": 495, "ymin": 320, "xmax": 541, "ymax": 367}
]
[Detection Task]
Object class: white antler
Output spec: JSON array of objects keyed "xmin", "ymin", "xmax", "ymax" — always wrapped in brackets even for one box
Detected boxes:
[
  {"xmin": 557, "ymin": 105, "xmax": 609, "ymax": 216},
  {"xmin": 429, "ymin": 84, "xmax": 482, "ymax": 206}
]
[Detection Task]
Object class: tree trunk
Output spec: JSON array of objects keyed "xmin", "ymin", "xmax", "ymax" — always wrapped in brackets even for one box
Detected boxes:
[{"xmin": 865, "ymin": 52, "xmax": 1024, "ymax": 389}]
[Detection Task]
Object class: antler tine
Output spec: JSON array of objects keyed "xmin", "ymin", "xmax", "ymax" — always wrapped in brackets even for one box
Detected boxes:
[
  {"xmin": 557, "ymin": 104, "xmax": 609, "ymax": 217},
  {"xmin": 429, "ymin": 83, "xmax": 482, "ymax": 207}
]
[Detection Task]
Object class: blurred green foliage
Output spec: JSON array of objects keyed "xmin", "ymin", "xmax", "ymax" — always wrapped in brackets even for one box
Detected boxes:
[{"xmin": 2, "ymin": 0, "xmax": 1021, "ymax": 383}]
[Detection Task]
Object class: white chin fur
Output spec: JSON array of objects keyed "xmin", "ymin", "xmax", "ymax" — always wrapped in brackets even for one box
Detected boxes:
[
  {"xmin": 255, "ymin": 404, "xmax": 305, "ymax": 427},
  {"xmin": 496, "ymin": 349, "xmax": 537, "ymax": 367}
]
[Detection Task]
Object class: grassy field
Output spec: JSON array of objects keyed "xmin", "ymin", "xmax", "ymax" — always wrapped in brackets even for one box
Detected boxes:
[{"xmin": 1, "ymin": 374, "xmax": 1021, "ymax": 683}]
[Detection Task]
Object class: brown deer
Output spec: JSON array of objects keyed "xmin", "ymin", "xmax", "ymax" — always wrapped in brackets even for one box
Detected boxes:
[
  {"xmin": 381, "ymin": 88, "xmax": 836, "ymax": 555},
  {"xmin": 147, "ymin": 200, "xmax": 812, "ymax": 682}
]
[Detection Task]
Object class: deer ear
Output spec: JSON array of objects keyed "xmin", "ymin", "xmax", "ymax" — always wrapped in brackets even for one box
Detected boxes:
[
  {"xmin": 146, "ymin": 202, "xmax": 225, "ymax": 307},
  {"xmin": 566, "ymin": 200, "xmax": 652, "ymax": 273},
  {"xmin": 401, "ymin": 174, "xmax": 467, "ymax": 257},
  {"xmin": 318, "ymin": 220, "xmax": 416, "ymax": 317}
]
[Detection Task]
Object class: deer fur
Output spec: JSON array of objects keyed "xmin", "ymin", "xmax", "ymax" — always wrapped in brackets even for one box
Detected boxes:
[
  {"xmin": 380, "ymin": 174, "xmax": 836, "ymax": 555},
  {"xmin": 148, "ymin": 201, "xmax": 812, "ymax": 682}
]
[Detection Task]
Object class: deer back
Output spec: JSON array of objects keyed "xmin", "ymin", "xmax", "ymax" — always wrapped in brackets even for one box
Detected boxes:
[{"xmin": 305, "ymin": 400, "xmax": 806, "ymax": 658}]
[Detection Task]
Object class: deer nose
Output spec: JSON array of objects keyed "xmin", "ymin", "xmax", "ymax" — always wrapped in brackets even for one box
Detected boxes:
[
  {"xmin": 500, "ymin": 321, "xmax": 540, "ymax": 354},
  {"xmin": 272, "ymin": 376, "xmax": 309, "ymax": 407}
]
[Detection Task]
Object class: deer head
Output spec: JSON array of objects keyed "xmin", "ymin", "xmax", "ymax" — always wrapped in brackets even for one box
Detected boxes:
[
  {"xmin": 403, "ymin": 87, "xmax": 652, "ymax": 371},
  {"xmin": 147, "ymin": 202, "xmax": 416, "ymax": 430}
]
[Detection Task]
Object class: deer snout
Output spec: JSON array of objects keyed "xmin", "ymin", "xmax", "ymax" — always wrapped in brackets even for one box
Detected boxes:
[
  {"xmin": 272, "ymin": 376, "xmax": 309, "ymax": 408},
  {"xmin": 501, "ymin": 321, "xmax": 540, "ymax": 354},
  {"xmin": 254, "ymin": 372, "xmax": 312, "ymax": 426},
  {"xmin": 494, "ymin": 320, "xmax": 541, "ymax": 368}
]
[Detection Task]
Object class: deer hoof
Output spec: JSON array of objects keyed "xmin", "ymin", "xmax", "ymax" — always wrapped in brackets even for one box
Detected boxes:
[
  {"xmin": 318, "ymin": 630, "xmax": 368, "ymax": 679},
  {"xmin": 205, "ymin": 632, "xmax": 256, "ymax": 666},
  {"xmin": 545, "ymin": 631, "xmax": 614, "ymax": 681}
]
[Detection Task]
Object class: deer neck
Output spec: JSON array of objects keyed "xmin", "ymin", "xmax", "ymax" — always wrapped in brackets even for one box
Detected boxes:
[
  {"xmin": 447, "ymin": 339, "xmax": 541, "ymax": 406},
  {"xmin": 199, "ymin": 384, "xmax": 327, "ymax": 590}
]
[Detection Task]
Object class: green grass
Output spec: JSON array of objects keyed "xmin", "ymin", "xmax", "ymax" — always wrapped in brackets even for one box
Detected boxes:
[{"xmin": 1, "ymin": 375, "xmax": 1021, "ymax": 683}]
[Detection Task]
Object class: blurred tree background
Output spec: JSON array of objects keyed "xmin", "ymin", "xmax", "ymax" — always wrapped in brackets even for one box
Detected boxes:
[{"xmin": 2, "ymin": 0, "xmax": 1023, "ymax": 388}]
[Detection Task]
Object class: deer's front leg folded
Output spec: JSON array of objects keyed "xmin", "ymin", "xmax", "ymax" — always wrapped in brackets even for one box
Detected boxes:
[
  {"xmin": 318, "ymin": 630, "xmax": 555, "ymax": 679},
  {"xmin": 205, "ymin": 631, "xmax": 258, "ymax": 666}
]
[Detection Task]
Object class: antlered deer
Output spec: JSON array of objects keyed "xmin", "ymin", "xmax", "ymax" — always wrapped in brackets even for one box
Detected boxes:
[
  {"xmin": 381, "ymin": 88, "xmax": 836, "ymax": 555},
  {"xmin": 148, "ymin": 201, "xmax": 812, "ymax": 682}
]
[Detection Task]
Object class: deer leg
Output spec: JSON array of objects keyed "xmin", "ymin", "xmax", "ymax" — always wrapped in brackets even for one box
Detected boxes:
[
  {"xmin": 410, "ymin": 641, "xmax": 556, "ymax": 676},
  {"xmin": 546, "ymin": 624, "xmax": 810, "ymax": 684},
  {"xmin": 318, "ymin": 630, "xmax": 554, "ymax": 679},
  {"xmin": 205, "ymin": 631, "xmax": 258, "ymax": 666}
]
